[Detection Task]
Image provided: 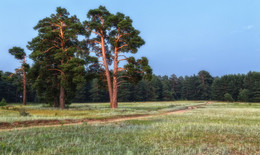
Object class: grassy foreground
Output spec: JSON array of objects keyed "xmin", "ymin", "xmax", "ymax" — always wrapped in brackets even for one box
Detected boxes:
[
  {"xmin": 1, "ymin": 102, "xmax": 260, "ymax": 154},
  {"xmin": 0, "ymin": 101, "xmax": 201, "ymax": 122}
]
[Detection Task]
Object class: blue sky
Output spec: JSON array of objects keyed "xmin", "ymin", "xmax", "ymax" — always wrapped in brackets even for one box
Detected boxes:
[{"xmin": 0, "ymin": 0, "xmax": 259, "ymax": 77}]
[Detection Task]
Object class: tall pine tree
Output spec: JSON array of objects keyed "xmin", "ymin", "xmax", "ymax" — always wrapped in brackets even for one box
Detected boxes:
[{"xmin": 28, "ymin": 7, "xmax": 87, "ymax": 109}]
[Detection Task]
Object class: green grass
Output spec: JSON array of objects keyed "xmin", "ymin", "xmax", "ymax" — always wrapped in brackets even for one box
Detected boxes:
[
  {"xmin": 1, "ymin": 102, "xmax": 260, "ymax": 154},
  {"xmin": 0, "ymin": 101, "xmax": 202, "ymax": 122}
]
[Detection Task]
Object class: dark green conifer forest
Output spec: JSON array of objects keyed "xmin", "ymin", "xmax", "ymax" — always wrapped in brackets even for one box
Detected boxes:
[{"xmin": 1, "ymin": 69, "xmax": 260, "ymax": 104}]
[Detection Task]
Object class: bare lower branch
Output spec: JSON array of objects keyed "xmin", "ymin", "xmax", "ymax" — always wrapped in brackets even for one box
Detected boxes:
[
  {"xmin": 118, "ymin": 44, "xmax": 128, "ymax": 50},
  {"xmin": 9, "ymin": 68, "xmax": 23, "ymax": 78},
  {"xmin": 118, "ymin": 58, "xmax": 128, "ymax": 62}
]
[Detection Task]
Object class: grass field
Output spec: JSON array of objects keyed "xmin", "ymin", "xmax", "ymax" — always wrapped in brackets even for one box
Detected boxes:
[
  {"xmin": 1, "ymin": 102, "xmax": 260, "ymax": 154},
  {"xmin": 0, "ymin": 101, "xmax": 202, "ymax": 123}
]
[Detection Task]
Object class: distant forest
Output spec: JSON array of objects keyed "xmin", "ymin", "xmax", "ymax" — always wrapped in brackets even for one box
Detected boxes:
[{"xmin": 1, "ymin": 70, "xmax": 259, "ymax": 103}]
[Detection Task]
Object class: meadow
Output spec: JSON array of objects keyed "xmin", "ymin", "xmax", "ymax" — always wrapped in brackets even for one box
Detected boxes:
[
  {"xmin": 1, "ymin": 102, "xmax": 260, "ymax": 154},
  {"xmin": 0, "ymin": 101, "xmax": 201, "ymax": 123}
]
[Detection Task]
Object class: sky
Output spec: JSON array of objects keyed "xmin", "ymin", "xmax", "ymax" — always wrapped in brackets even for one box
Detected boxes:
[{"xmin": 0, "ymin": 0, "xmax": 260, "ymax": 77}]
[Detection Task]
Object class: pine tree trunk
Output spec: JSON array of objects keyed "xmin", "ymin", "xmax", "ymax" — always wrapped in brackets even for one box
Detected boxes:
[
  {"xmin": 100, "ymin": 34, "xmax": 113, "ymax": 107},
  {"xmin": 22, "ymin": 56, "xmax": 27, "ymax": 106},
  {"xmin": 54, "ymin": 97, "xmax": 59, "ymax": 107},
  {"xmin": 54, "ymin": 73, "xmax": 59, "ymax": 107},
  {"xmin": 111, "ymin": 49, "xmax": 119, "ymax": 108},
  {"xmin": 60, "ymin": 86, "xmax": 65, "ymax": 109},
  {"xmin": 112, "ymin": 75, "xmax": 118, "ymax": 108}
]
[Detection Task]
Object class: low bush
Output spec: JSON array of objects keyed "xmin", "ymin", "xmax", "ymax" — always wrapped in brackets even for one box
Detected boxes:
[
  {"xmin": 224, "ymin": 93, "xmax": 234, "ymax": 102},
  {"xmin": 0, "ymin": 98, "xmax": 7, "ymax": 106},
  {"xmin": 18, "ymin": 108, "xmax": 30, "ymax": 117}
]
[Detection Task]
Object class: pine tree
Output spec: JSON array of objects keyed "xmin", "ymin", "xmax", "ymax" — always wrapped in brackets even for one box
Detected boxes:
[
  {"xmin": 161, "ymin": 75, "xmax": 173, "ymax": 101},
  {"xmin": 244, "ymin": 72, "xmax": 260, "ymax": 102},
  {"xmin": 118, "ymin": 82, "xmax": 133, "ymax": 102},
  {"xmin": 28, "ymin": 7, "xmax": 87, "ymax": 109},
  {"xmin": 89, "ymin": 78, "xmax": 107, "ymax": 102},
  {"xmin": 197, "ymin": 70, "xmax": 213, "ymax": 100},
  {"xmin": 148, "ymin": 75, "xmax": 162, "ymax": 101},
  {"xmin": 8, "ymin": 47, "xmax": 29, "ymax": 105},
  {"xmin": 182, "ymin": 75, "xmax": 199, "ymax": 100},
  {"xmin": 238, "ymin": 89, "xmax": 249, "ymax": 102},
  {"xmin": 133, "ymin": 79, "xmax": 150, "ymax": 101},
  {"xmin": 85, "ymin": 6, "xmax": 152, "ymax": 108}
]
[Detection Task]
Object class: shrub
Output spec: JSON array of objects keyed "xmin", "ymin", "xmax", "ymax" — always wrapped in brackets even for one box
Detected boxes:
[
  {"xmin": 238, "ymin": 89, "xmax": 249, "ymax": 102},
  {"xmin": 224, "ymin": 93, "xmax": 234, "ymax": 102},
  {"xmin": 18, "ymin": 108, "xmax": 30, "ymax": 116},
  {"xmin": 0, "ymin": 98, "xmax": 7, "ymax": 106}
]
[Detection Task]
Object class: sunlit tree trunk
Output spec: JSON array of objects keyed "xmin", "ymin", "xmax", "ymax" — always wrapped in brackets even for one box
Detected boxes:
[
  {"xmin": 112, "ymin": 48, "xmax": 119, "ymax": 108},
  {"xmin": 100, "ymin": 33, "xmax": 114, "ymax": 107}
]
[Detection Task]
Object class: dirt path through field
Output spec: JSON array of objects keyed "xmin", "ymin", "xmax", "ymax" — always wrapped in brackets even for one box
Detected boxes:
[{"xmin": 0, "ymin": 102, "xmax": 213, "ymax": 132}]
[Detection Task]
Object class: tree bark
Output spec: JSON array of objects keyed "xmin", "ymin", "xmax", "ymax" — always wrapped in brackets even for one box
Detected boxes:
[
  {"xmin": 59, "ymin": 85, "xmax": 65, "ymax": 109},
  {"xmin": 54, "ymin": 73, "xmax": 59, "ymax": 107},
  {"xmin": 100, "ymin": 33, "xmax": 114, "ymax": 108},
  {"xmin": 59, "ymin": 22, "xmax": 66, "ymax": 110},
  {"xmin": 112, "ymin": 48, "xmax": 119, "ymax": 108},
  {"xmin": 54, "ymin": 96, "xmax": 59, "ymax": 107},
  {"xmin": 22, "ymin": 56, "xmax": 27, "ymax": 106}
]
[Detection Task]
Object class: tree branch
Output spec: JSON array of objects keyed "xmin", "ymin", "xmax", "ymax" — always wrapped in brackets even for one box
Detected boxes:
[
  {"xmin": 49, "ymin": 69, "xmax": 65, "ymax": 75},
  {"xmin": 86, "ymin": 27, "xmax": 101, "ymax": 36},
  {"xmin": 118, "ymin": 58, "xmax": 128, "ymax": 62},
  {"xmin": 118, "ymin": 55, "xmax": 128, "ymax": 59},
  {"xmin": 9, "ymin": 68, "xmax": 23, "ymax": 78},
  {"xmin": 117, "ymin": 80, "xmax": 127, "ymax": 87},
  {"xmin": 117, "ymin": 67, "xmax": 126, "ymax": 72},
  {"xmin": 98, "ymin": 15, "xmax": 104, "ymax": 25},
  {"xmin": 91, "ymin": 40, "xmax": 101, "ymax": 45},
  {"xmin": 43, "ymin": 46, "xmax": 56, "ymax": 53},
  {"xmin": 117, "ymin": 75, "xmax": 131, "ymax": 80},
  {"xmin": 118, "ymin": 44, "xmax": 128, "ymax": 50}
]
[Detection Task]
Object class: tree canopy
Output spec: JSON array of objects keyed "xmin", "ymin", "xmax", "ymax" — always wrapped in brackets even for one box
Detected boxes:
[
  {"xmin": 28, "ymin": 7, "xmax": 87, "ymax": 109},
  {"xmin": 9, "ymin": 47, "xmax": 26, "ymax": 60}
]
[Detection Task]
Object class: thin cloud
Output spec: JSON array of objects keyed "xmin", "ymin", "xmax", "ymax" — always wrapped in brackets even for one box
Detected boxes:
[
  {"xmin": 246, "ymin": 25, "xmax": 254, "ymax": 30},
  {"xmin": 231, "ymin": 25, "xmax": 255, "ymax": 34}
]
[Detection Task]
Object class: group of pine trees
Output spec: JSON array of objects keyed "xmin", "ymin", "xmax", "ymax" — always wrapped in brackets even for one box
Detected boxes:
[
  {"xmin": 2, "ymin": 70, "xmax": 259, "ymax": 104},
  {"xmin": 73, "ymin": 70, "xmax": 260, "ymax": 103},
  {"xmin": 3, "ymin": 6, "xmax": 152, "ymax": 109},
  {"xmin": 0, "ymin": 71, "xmax": 35, "ymax": 103}
]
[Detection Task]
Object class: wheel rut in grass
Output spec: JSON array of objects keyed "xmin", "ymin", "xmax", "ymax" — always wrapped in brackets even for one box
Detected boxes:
[{"xmin": 0, "ymin": 102, "xmax": 213, "ymax": 132}]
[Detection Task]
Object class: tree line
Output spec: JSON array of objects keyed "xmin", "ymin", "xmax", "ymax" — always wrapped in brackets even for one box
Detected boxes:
[
  {"xmin": 74, "ymin": 70, "xmax": 260, "ymax": 103},
  {"xmin": 1, "ymin": 69, "xmax": 260, "ymax": 104}
]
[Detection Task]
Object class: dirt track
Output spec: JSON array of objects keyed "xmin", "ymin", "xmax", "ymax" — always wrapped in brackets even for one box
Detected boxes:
[{"xmin": 0, "ymin": 102, "xmax": 212, "ymax": 132}]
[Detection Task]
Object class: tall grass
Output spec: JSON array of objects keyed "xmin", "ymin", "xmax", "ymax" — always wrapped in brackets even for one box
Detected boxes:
[
  {"xmin": 1, "ymin": 102, "xmax": 260, "ymax": 154},
  {"xmin": 0, "ymin": 101, "xmax": 202, "ymax": 122}
]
